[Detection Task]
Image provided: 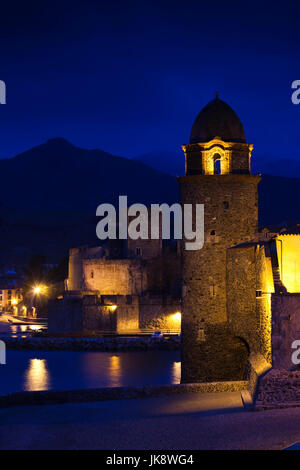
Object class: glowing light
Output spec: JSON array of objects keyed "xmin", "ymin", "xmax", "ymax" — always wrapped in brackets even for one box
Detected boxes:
[
  {"xmin": 109, "ymin": 305, "xmax": 117, "ymax": 311},
  {"xmin": 32, "ymin": 284, "xmax": 47, "ymax": 295},
  {"xmin": 172, "ymin": 361, "xmax": 181, "ymax": 384},
  {"xmin": 11, "ymin": 298, "xmax": 18, "ymax": 305},
  {"xmin": 173, "ymin": 312, "xmax": 181, "ymax": 321},
  {"xmin": 24, "ymin": 358, "xmax": 50, "ymax": 391},
  {"xmin": 109, "ymin": 355, "xmax": 122, "ymax": 387},
  {"xmin": 29, "ymin": 325, "xmax": 43, "ymax": 331},
  {"xmin": 276, "ymin": 235, "xmax": 300, "ymax": 293}
]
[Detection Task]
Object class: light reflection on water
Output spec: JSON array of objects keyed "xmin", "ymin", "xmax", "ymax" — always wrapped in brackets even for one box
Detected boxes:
[
  {"xmin": 172, "ymin": 361, "xmax": 181, "ymax": 384},
  {"xmin": 0, "ymin": 350, "xmax": 181, "ymax": 395},
  {"xmin": 24, "ymin": 358, "xmax": 51, "ymax": 391},
  {"xmin": 0, "ymin": 322, "xmax": 45, "ymax": 338},
  {"xmin": 109, "ymin": 355, "xmax": 122, "ymax": 387}
]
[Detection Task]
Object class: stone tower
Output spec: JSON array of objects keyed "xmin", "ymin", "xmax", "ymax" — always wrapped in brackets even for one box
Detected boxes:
[{"xmin": 179, "ymin": 96, "xmax": 261, "ymax": 383}]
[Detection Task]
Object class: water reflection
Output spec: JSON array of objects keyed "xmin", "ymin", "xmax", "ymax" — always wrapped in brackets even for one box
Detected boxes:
[
  {"xmin": 0, "ymin": 322, "xmax": 45, "ymax": 338},
  {"xmin": 1, "ymin": 350, "xmax": 180, "ymax": 395},
  {"xmin": 29, "ymin": 325, "xmax": 43, "ymax": 331},
  {"xmin": 172, "ymin": 361, "xmax": 181, "ymax": 383},
  {"xmin": 109, "ymin": 355, "xmax": 122, "ymax": 387},
  {"xmin": 24, "ymin": 358, "xmax": 51, "ymax": 391}
]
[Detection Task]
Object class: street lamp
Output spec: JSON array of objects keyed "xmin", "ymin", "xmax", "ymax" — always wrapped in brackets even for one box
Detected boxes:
[{"xmin": 32, "ymin": 284, "xmax": 47, "ymax": 295}]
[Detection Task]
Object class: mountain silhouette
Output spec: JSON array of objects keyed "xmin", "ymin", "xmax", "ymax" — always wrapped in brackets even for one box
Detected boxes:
[
  {"xmin": 0, "ymin": 138, "xmax": 178, "ymax": 267},
  {"xmin": 0, "ymin": 138, "xmax": 179, "ymax": 218},
  {"xmin": 0, "ymin": 138, "xmax": 299, "ymax": 267}
]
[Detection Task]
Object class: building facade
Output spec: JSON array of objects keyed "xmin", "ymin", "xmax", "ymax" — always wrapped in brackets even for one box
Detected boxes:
[{"xmin": 48, "ymin": 235, "xmax": 182, "ymax": 334}]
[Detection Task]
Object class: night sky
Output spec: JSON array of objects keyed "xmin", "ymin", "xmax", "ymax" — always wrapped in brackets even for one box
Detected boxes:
[{"xmin": 0, "ymin": 0, "xmax": 300, "ymax": 166}]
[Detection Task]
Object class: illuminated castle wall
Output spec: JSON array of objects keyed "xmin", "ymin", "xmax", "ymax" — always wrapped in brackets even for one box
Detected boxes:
[{"xmin": 49, "ymin": 235, "xmax": 182, "ymax": 334}]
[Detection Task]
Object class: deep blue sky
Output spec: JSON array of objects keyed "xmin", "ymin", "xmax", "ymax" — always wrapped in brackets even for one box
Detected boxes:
[{"xmin": 0, "ymin": 0, "xmax": 299, "ymax": 165}]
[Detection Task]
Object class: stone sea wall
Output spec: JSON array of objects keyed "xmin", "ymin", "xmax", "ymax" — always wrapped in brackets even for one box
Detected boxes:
[
  {"xmin": 0, "ymin": 335, "xmax": 180, "ymax": 351},
  {"xmin": 0, "ymin": 380, "xmax": 248, "ymax": 409}
]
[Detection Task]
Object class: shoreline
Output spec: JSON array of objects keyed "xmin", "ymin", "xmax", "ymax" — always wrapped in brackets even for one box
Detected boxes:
[
  {"xmin": 0, "ymin": 335, "xmax": 181, "ymax": 351},
  {"xmin": 0, "ymin": 380, "xmax": 247, "ymax": 408}
]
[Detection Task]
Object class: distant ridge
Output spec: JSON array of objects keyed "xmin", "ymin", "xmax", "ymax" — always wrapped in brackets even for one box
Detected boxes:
[
  {"xmin": 0, "ymin": 137, "xmax": 179, "ymax": 217},
  {"xmin": 0, "ymin": 138, "xmax": 178, "ymax": 266},
  {"xmin": 0, "ymin": 138, "xmax": 299, "ymax": 266}
]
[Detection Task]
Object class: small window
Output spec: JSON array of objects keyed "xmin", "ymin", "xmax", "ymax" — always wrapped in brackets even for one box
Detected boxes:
[
  {"xmin": 197, "ymin": 329, "xmax": 206, "ymax": 342},
  {"xmin": 136, "ymin": 247, "xmax": 141, "ymax": 256},
  {"xmin": 256, "ymin": 290, "xmax": 262, "ymax": 298},
  {"xmin": 210, "ymin": 285, "xmax": 217, "ymax": 297},
  {"xmin": 223, "ymin": 201, "xmax": 229, "ymax": 210},
  {"xmin": 90, "ymin": 270, "xmax": 94, "ymax": 279},
  {"xmin": 210, "ymin": 230, "xmax": 216, "ymax": 236}
]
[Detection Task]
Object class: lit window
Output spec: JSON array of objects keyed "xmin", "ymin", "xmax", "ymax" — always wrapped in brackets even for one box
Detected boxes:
[
  {"xmin": 197, "ymin": 329, "xmax": 205, "ymax": 342},
  {"xmin": 210, "ymin": 285, "xmax": 217, "ymax": 297}
]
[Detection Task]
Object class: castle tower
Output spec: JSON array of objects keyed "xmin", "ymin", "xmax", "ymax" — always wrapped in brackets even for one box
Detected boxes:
[{"xmin": 179, "ymin": 96, "xmax": 261, "ymax": 383}]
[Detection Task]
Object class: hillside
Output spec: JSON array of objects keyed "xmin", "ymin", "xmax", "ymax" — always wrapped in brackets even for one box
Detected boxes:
[
  {"xmin": 0, "ymin": 139, "xmax": 179, "ymax": 266},
  {"xmin": 0, "ymin": 138, "xmax": 300, "ymax": 267},
  {"xmin": 0, "ymin": 138, "xmax": 179, "ymax": 220}
]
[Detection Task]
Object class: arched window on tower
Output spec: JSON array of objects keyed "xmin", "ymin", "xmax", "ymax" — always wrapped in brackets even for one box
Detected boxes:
[{"xmin": 213, "ymin": 153, "xmax": 221, "ymax": 174}]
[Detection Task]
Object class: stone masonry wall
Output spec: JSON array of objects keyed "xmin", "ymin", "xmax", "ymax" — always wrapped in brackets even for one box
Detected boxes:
[
  {"xmin": 48, "ymin": 297, "xmax": 83, "ymax": 333},
  {"xmin": 139, "ymin": 295, "xmax": 181, "ymax": 331},
  {"xmin": 179, "ymin": 174, "xmax": 260, "ymax": 383},
  {"xmin": 83, "ymin": 259, "xmax": 146, "ymax": 295},
  {"xmin": 271, "ymin": 294, "xmax": 300, "ymax": 369},
  {"xmin": 227, "ymin": 243, "xmax": 273, "ymax": 364},
  {"xmin": 227, "ymin": 245, "xmax": 256, "ymax": 349}
]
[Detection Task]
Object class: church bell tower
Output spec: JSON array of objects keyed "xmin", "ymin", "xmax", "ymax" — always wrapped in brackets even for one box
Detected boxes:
[{"xmin": 179, "ymin": 95, "xmax": 261, "ymax": 383}]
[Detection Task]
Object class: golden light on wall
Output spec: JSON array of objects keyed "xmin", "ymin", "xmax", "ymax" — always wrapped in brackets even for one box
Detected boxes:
[
  {"xmin": 168, "ymin": 311, "xmax": 181, "ymax": 332},
  {"xmin": 173, "ymin": 312, "xmax": 181, "ymax": 321},
  {"xmin": 11, "ymin": 298, "xmax": 18, "ymax": 306},
  {"xmin": 276, "ymin": 235, "xmax": 300, "ymax": 293}
]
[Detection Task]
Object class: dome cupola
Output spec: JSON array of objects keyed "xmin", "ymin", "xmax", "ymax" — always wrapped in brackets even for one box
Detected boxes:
[
  {"xmin": 190, "ymin": 95, "xmax": 246, "ymax": 144},
  {"xmin": 182, "ymin": 95, "xmax": 253, "ymax": 176}
]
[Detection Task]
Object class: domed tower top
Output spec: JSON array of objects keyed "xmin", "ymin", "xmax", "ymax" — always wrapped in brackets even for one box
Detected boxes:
[
  {"xmin": 190, "ymin": 94, "xmax": 246, "ymax": 144},
  {"xmin": 183, "ymin": 95, "xmax": 252, "ymax": 176}
]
